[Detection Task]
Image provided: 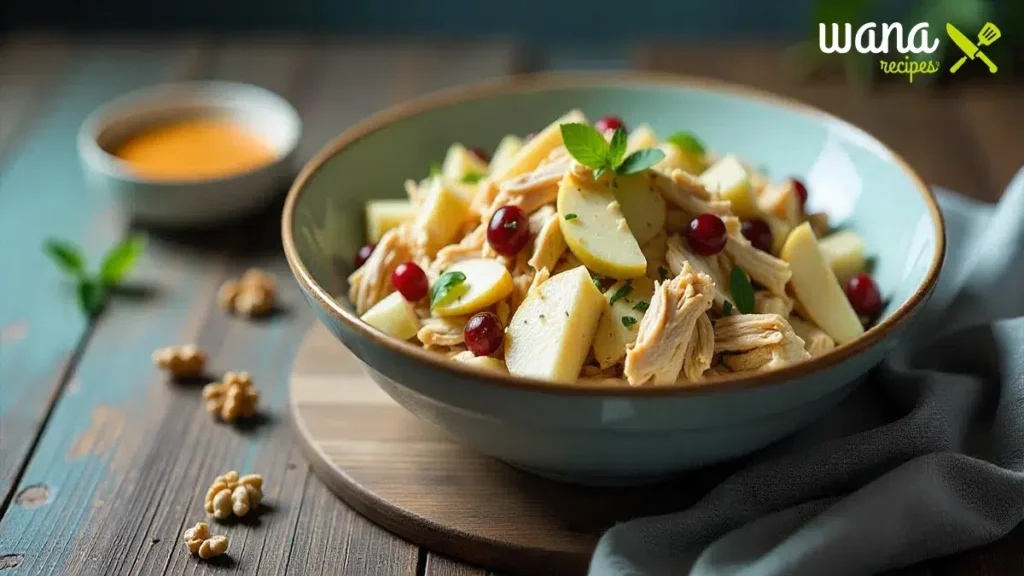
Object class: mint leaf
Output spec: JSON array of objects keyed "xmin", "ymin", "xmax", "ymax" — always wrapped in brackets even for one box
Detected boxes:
[
  {"xmin": 722, "ymin": 300, "xmax": 733, "ymax": 316},
  {"xmin": 632, "ymin": 300, "xmax": 649, "ymax": 312},
  {"xmin": 44, "ymin": 239, "xmax": 86, "ymax": 278},
  {"xmin": 78, "ymin": 279, "xmax": 107, "ymax": 317},
  {"xmin": 430, "ymin": 271, "xmax": 467, "ymax": 309},
  {"xmin": 564, "ymin": 213, "xmax": 577, "ymax": 221},
  {"xmin": 100, "ymin": 235, "xmax": 145, "ymax": 287},
  {"xmin": 593, "ymin": 166, "xmax": 608, "ymax": 181},
  {"xmin": 729, "ymin": 266, "xmax": 755, "ymax": 314},
  {"xmin": 609, "ymin": 280, "xmax": 633, "ymax": 306},
  {"xmin": 667, "ymin": 131, "xmax": 706, "ymax": 155},
  {"xmin": 429, "ymin": 162, "xmax": 441, "ymax": 177},
  {"xmin": 617, "ymin": 149, "xmax": 665, "ymax": 175},
  {"xmin": 621, "ymin": 315, "xmax": 637, "ymax": 328},
  {"xmin": 560, "ymin": 123, "xmax": 609, "ymax": 169},
  {"xmin": 608, "ymin": 127, "xmax": 628, "ymax": 169}
]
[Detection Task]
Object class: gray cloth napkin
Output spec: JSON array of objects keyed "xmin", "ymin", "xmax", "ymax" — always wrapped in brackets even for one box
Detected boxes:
[{"xmin": 590, "ymin": 168, "xmax": 1024, "ymax": 576}]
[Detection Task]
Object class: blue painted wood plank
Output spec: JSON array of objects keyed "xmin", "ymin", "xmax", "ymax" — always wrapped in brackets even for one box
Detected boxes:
[
  {"xmin": 0, "ymin": 38, "xmax": 515, "ymax": 575},
  {"xmin": 0, "ymin": 38, "xmax": 200, "ymax": 547}
]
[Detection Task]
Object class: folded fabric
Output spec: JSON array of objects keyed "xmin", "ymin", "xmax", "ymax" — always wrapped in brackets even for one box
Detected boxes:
[{"xmin": 590, "ymin": 167, "xmax": 1024, "ymax": 576}]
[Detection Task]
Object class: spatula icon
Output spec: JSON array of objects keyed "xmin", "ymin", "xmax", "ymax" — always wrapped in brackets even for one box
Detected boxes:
[{"xmin": 949, "ymin": 22, "xmax": 1001, "ymax": 74}]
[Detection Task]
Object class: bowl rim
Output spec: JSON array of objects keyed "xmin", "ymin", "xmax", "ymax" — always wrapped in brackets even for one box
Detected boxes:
[
  {"xmin": 281, "ymin": 71, "xmax": 946, "ymax": 397},
  {"xmin": 78, "ymin": 80, "xmax": 302, "ymax": 187}
]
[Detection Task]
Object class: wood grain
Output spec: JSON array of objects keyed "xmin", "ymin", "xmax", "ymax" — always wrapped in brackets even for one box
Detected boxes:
[
  {"xmin": 290, "ymin": 324, "xmax": 715, "ymax": 576},
  {"xmin": 0, "ymin": 37, "xmax": 203, "ymax": 519},
  {"xmin": 0, "ymin": 37, "xmax": 515, "ymax": 575}
]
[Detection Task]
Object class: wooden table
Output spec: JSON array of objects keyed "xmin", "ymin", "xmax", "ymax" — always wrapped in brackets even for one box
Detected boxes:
[{"xmin": 0, "ymin": 33, "xmax": 1020, "ymax": 575}]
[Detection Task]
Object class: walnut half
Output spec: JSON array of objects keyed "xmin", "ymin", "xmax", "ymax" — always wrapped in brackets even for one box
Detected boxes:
[{"xmin": 202, "ymin": 372, "xmax": 259, "ymax": 423}]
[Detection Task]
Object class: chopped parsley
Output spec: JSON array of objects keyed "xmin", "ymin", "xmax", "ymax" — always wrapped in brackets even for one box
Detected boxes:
[
  {"xmin": 608, "ymin": 280, "xmax": 633, "ymax": 306},
  {"xmin": 564, "ymin": 213, "xmax": 578, "ymax": 220},
  {"xmin": 632, "ymin": 300, "xmax": 649, "ymax": 312},
  {"xmin": 621, "ymin": 316, "xmax": 638, "ymax": 328},
  {"xmin": 461, "ymin": 171, "xmax": 485, "ymax": 184}
]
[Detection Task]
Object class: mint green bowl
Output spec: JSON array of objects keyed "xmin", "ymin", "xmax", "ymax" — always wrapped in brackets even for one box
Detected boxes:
[{"xmin": 283, "ymin": 73, "xmax": 944, "ymax": 484}]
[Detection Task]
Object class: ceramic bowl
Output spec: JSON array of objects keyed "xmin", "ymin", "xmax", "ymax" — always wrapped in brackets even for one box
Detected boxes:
[
  {"xmin": 79, "ymin": 81, "xmax": 301, "ymax": 227},
  {"xmin": 283, "ymin": 73, "xmax": 944, "ymax": 484}
]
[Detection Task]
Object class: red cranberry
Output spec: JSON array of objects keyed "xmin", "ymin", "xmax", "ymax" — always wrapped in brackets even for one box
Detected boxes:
[
  {"xmin": 391, "ymin": 262, "xmax": 428, "ymax": 302},
  {"xmin": 791, "ymin": 178, "xmax": 808, "ymax": 208},
  {"xmin": 685, "ymin": 213, "xmax": 728, "ymax": 256},
  {"xmin": 741, "ymin": 219, "xmax": 773, "ymax": 253},
  {"xmin": 595, "ymin": 116, "xmax": 625, "ymax": 134},
  {"xmin": 355, "ymin": 243, "xmax": 375, "ymax": 268},
  {"xmin": 845, "ymin": 273, "xmax": 882, "ymax": 321},
  {"xmin": 464, "ymin": 312, "xmax": 504, "ymax": 356},
  {"xmin": 471, "ymin": 147, "xmax": 490, "ymax": 163},
  {"xmin": 487, "ymin": 205, "xmax": 530, "ymax": 256}
]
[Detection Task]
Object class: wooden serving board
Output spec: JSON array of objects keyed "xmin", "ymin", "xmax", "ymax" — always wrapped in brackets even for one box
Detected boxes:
[{"xmin": 288, "ymin": 323, "xmax": 708, "ymax": 575}]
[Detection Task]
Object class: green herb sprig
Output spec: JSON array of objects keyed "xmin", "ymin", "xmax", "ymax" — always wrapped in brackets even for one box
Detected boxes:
[
  {"xmin": 729, "ymin": 266, "xmax": 756, "ymax": 315},
  {"xmin": 621, "ymin": 316, "xmax": 638, "ymax": 328},
  {"xmin": 559, "ymin": 123, "xmax": 665, "ymax": 180},
  {"xmin": 429, "ymin": 270, "xmax": 467, "ymax": 309},
  {"xmin": 44, "ymin": 235, "xmax": 145, "ymax": 318}
]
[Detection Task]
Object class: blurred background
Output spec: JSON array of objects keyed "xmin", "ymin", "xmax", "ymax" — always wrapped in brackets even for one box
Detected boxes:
[{"xmin": 1, "ymin": 0, "xmax": 1022, "ymax": 198}]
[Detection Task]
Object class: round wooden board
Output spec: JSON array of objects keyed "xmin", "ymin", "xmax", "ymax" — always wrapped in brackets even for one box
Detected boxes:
[{"xmin": 289, "ymin": 324, "xmax": 704, "ymax": 575}]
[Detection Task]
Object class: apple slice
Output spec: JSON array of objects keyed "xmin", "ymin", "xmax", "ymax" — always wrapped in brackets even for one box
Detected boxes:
[
  {"xmin": 504, "ymin": 266, "xmax": 606, "ymax": 383},
  {"xmin": 415, "ymin": 177, "xmax": 471, "ymax": 256},
  {"xmin": 818, "ymin": 230, "xmax": 866, "ymax": 284},
  {"xmin": 557, "ymin": 172, "xmax": 647, "ymax": 279},
  {"xmin": 592, "ymin": 276, "xmax": 656, "ymax": 367},
  {"xmin": 361, "ymin": 291, "xmax": 420, "ymax": 340},
  {"xmin": 365, "ymin": 199, "xmax": 416, "ymax": 243},
  {"xmin": 657, "ymin": 142, "xmax": 705, "ymax": 175},
  {"xmin": 441, "ymin": 143, "xmax": 489, "ymax": 183},
  {"xmin": 613, "ymin": 173, "xmax": 667, "ymax": 246},
  {"xmin": 781, "ymin": 223, "xmax": 864, "ymax": 344},
  {"xmin": 432, "ymin": 258, "xmax": 514, "ymax": 317},
  {"xmin": 489, "ymin": 135, "xmax": 522, "ymax": 174},
  {"xmin": 700, "ymin": 155, "xmax": 759, "ymax": 219},
  {"xmin": 490, "ymin": 109, "xmax": 586, "ymax": 182}
]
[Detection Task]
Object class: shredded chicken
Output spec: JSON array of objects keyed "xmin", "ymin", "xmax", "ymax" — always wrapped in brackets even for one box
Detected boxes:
[
  {"xmin": 538, "ymin": 146, "xmax": 570, "ymax": 167},
  {"xmin": 348, "ymin": 225, "xmax": 413, "ymax": 314},
  {"xmin": 714, "ymin": 313, "xmax": 790, "ymax": 353},
  {"xmin": 623, "ymin": 263, "xmax": 714, "ymax": 386},
  {"xmin": 417, "ymin": 316, "xmax": 467, "ymax": 347},
  {"xmin": 666, "ymin": 234, "xmax": 732, "ymax": 310},
  {"xmin": 498, "ymin": 160, "xmax": 569, "ymax": 197},
  {"xmin": 430, "ymin": 223, "xmax": 486, "ymax": 274},
  {"xmin": 702, "ymin": 364, "xmax": 732, "ymax": 378},
  {"xmin": 471, "ymin": 180, "xmax": 501, "ymax": 217},
  {"xmin": 681, "ymin": 313, "xmax": 714, "ymax": 381},
  {"xmin": 719, "ymin": 314, "xmax": 811, "ymax": 372},
  {"xmin": 652, "ymin": 170, "xmax": 731, "ymax": 217},
  {"xmin": 528, "ymin": 212, "xmax": 567, "ymax": 272},
  {"xmin": 495, "ymin": 300, "xmax": 511, "ymax": 325},
  {"xmin": 528, "ymin": 205, "xmax": 556, "ymax": 234},
  {"xmin": 509, "ymin": 268, "xmax": 536, "ymax": 316},
  {"xmin": 722, "ymin": 216, "xmax": 791, "ymax": 297},
  {"xmin": 664, "ymin": 209, "xmax": 692, "ymax": 234},
  {"xmin": 754, "ymin": 291, "xmax": 794, "ymax": 317},
  {"xmin": 788, "ymin": 315, "xmax": 836, "ymax": 356}
]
